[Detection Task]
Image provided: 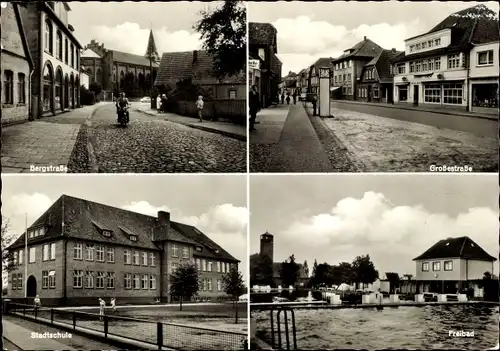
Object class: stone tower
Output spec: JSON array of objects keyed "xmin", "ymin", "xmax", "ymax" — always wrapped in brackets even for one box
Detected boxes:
[{"xmin": 260, "ymin": 232, "xmax": 274, "ymax": 262}]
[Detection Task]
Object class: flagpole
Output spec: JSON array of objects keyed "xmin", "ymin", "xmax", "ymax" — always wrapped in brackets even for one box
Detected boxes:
[
  {"xmin": 24, "ymin": 213, "xmax": 28, "ymax": 299},
  {"xmin": 150, "ymin": 23, "xmax": 154, "ymax": 110}
]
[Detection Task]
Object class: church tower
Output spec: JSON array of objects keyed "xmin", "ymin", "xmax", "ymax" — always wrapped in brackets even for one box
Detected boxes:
[{"xmin": 260, "ymin": 231, "xmax": 274, "ymax": 262}]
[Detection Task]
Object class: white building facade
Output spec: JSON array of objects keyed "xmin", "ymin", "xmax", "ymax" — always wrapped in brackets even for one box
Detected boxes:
[{"xmin": 469, "ymin": 41, "xmax": 499, "ymax": 114}]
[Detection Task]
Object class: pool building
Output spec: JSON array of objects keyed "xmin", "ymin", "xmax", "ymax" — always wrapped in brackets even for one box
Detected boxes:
[{"xmin": 6, "ymin": 195, "xmax": 239, "ymax": 306}]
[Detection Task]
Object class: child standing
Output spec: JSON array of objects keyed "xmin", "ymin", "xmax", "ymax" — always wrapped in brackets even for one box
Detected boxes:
[
  {"xmin": 196, "ymin": 95, "xmax": 204, "ymax": 122},
  {"xmin": 110, "ymin": 297, "xmax": 116, "ymax": 312},
  {"xmin": 99, "ymin": 298, "xmax": 105, "ymax": 321}
]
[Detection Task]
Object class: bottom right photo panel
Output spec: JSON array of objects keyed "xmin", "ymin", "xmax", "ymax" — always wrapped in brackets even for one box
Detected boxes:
[{"xmin": 249, "ymin": 174, "xmax": 499, "ymax": 351}]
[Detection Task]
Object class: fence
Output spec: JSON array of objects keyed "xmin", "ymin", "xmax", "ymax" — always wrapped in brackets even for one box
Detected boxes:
[
  {"xmin": 171, "ymin": 99, "xmax": 246, "ymax": 125},
  {"xmin": 6, "ymin": 302, "xmax": 246, "ymax": 351}
]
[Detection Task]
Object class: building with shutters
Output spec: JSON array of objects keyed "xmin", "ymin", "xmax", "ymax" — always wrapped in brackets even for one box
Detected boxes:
[{"xmin": 7, "ymin": 195, "xmax": 239, "ymax": 306}]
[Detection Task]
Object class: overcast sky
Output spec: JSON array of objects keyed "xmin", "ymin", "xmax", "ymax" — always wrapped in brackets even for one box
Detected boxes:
[
  {"xmin": 248, "ymin": 1, "xmax": 500, "ymax": 75},
  {"xmin": 250, "ymin": 175, "xmax": 498, "ymax": 279},
  {"xmin": 69, "ymin": 1, "xmax": 224, "ymax": 55},
  {"xmin": 2, "ymin": 175, "xmax": 248, "ymax": 284}
]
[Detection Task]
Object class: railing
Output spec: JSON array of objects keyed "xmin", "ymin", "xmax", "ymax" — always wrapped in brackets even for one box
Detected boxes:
[
  {"xmin": 251, "ymin": 304, "xmax": 297, "ymax": 350},
  {"xmin": 6, "ymin": 302, "xmax": 246, "ymax": 351}
]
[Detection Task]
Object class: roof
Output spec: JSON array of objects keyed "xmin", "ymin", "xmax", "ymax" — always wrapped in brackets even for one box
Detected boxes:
[
  {"xmin": 272, "ymin": 262, "xmax": 309, "ymax": 279},
  {"xmin": 112, "ymin": 50, "xmax": 159, "ymax": 67},
  {"xmin": 413, "ymin": 236, "xmax": 497, "ymax": 262},
  {"xmin": 312, "ymin": 57, "xmax": 333, "ymax": 69},
  {"xmin": 364, "ymin": 49, "xmax": 403, "ymax": 81},
  {"xmin": 81, "ymin": 48, "xmax": 101, "ymax": 58},
  {"xmin": 333, "ymin": 38, "xmax": 383, "ymax": 62},
  {"xmin": 249, "ymin": 22, "xmax": 277, "ymax": 48},
  {"xmin": 9, "ymin": 195, "xmax": 238, "ymax": 262},
  {"xmin": 394, "ymin": 5, "xmax": 499, "ymax": 63},
  {"xmin": 154, "ymin": 50, "xmax": 245, "ymax": 87}
]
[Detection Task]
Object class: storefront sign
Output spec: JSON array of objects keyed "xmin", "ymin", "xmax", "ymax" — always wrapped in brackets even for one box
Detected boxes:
[{"xmin": 249, "ymin": 59, "xmax": 260, "ymax": 70}]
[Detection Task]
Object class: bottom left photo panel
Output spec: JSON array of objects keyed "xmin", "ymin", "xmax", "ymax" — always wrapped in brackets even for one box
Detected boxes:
[{"xmin": 1, "ymin": 175, "xmax": 249, "ymax": 351}]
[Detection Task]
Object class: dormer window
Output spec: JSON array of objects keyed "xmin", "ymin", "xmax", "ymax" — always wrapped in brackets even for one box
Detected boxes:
[
  {"xmin": 215, "ymin": 249, "xmax": 219, "ymax": 254},
  {"xmin": 196, "ymin": 246, "xmax": 202, "ymax": 252},
  {"xmin": 28, "ymin": 227, "xmax": 46, "ymax": 239},
  {"xmin": 102, "ymin": 230, "xmax": 112, "ymax": 237},
  {"xmin": 129, "ymin": 235, "xmax": 137, "ymax": 241}
]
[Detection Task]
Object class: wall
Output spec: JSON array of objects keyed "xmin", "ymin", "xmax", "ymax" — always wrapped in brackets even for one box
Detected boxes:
[
  {"xmin": 470, "ymin": 42, "xmax": 499, "ymax": 78},
  {"xmin": 405, "ymin": 29, "xmax": 451, "ymax": 54},
  {"xmin": 415, "ymin": 258, "xmax": 462, "ymax": 280},
  {"xmin": 80, "ymin": 71, "xmax": 89, "ymax": 89},
  {"xmin": 175, "ymin": 99, "xmax": 246, "ymax": 123},
  {"xmin": 461, "ymin": 259, "xmax": 495, "ymax": 280},
  {"xmin": 214, "ymin": 83, "xmax": 246, "ymax": 100}
]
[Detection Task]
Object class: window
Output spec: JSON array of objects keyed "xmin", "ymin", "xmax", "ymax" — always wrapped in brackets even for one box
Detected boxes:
[
  {"xmin": 416, "ymin": 61, "xmax": 421, "ymax": 72},
  {"xmin": 422, "ymin": 42, "xmax": 427, "ymax": 49},
  {"xmin": 74, "ymin": 243, "xmax": 82, "ymax": 259},
  {"xmin": 428, "ymin": 59, "xmax": 434, "ymax": 71},
  {"xmin": 196, "ymin": 258, "xmax": 201, "ymax": 270},
  {"xmin": 107, "ymin": 247, "xmax": 114, "ymax": 262},
  {"xmin": 443, "ymin": 83, "xmax": 463, "ymax": 105},
  {"xmin": 124, "ymin": 274, "xmax": 132, "ymax": 289},
  {"xmin": 347, "ymin": 87, "xmax": 352, "ymax": 95},
  {"xmin": 444, "ymin": 261, "xmax": 453, "ymax": 271},
  {"xmin": 56, "ymin": 31, "xmax": 62, "ymax": 59},
  {"xmin": 171, "ymin": 263, "xmax": 178, "ymax": 273},
  {"xmin": 422, "ymin": 262, "xmax": 429, "ymax": 272},
  {"xmin": 428, "ymin": 40, "xmax": 433, "ymax": 48},
  {"xmin": 129, "ymin": 235, "xmax": 137, "ymax": 241},
  {"xmin": 217, "ymin": 261, "xmax": 221, "ymax": 272},
  {"xmin": 141, "ymin": 275, "xmax": 148, "ymax": 289},
  {"xmin": 202, "ymin": 278, "xmax": 207, "ymax": 291},
  {"xmin": 221, "ymin": 261, "xmax": 226, "ymax": 273},
  {"xmin": 107, "ymin": 272, "xmax": 115, "ymax": 289},
  {"xmin": 398, "ymin": 86, "xmax": 408, "ymax": 101},
  {"xmin": 3, "ymin": 70, "xmax": 14, "ymax": 104},
  {"xmin": 432, "ymin": 262, "xmax": 441, "ymax": 271},
  {"xmin": 424, "ymin": 84, "xmax": 441, "ymax": 103},
  {"xmin": 409, "ymin": 45, "xmax": 414, "ymax": 53},
  {"xmin": 102, "ymin": 230, "xmax": 112, "ymax": 237},
  {"xmin": 435, "ymin": 38, "xmax": 441, "ymax": 46},
  {"xmin": 49, "ymin": 270, "xmax": 55, "ymax": 288},
  {"xmin": 229, "ymin": 89, "xmax": 236, "ymax": 99},
  {"xmin": 142, "ymin": 252, "xmax": 148, "ymax": 266},
  {"xmin": 478, "ymin": 50, "xmax": 494, "ymax": 65},
  {"xmin": 42, "ymin": 271, "xmax": 49, "ymax": 288},
  {"xmin": 416, "ymin": 43, "xmax": 421, "ymax": 50},
  {"xmin": 226, "ymin": 263, "xmax": 230, "ymax": 273},
  {"xmin": 124, "ymin": 249, "xmax": 131, "ymax": 264},
  {"xmin": 208, "ymin": 261, "xmax": 213, "ymax": 272},
  {"xmin": 149, "ymin": 275, "xmax": 156, "ymax": 289},
  {"xmin": 410, "ymin": 62, "xmax": 415, "ymax": 73},
  {"xmin": 17, "ymin": 73, "xmax": 26, "ymax": 104},
  {"xmin": 182, "ymin": 247, "xmax": 189, "ymax": 259},
  {"xmin": 207, "ymin": 279, "xmax": 212, "ymax": 291},
  {"xmin": 71, "ymin": 44, "xmax": 75, "ymax": 67},
  {"xmin": 44, "ymin": 20, "xmax": 53, "ymax": 53},
  {"xmin": 422, "ymin": 60, "xmax": 428, "ymax": 71},
  {"xmin": 397, "ymin": 64, "xmax": 405, "ymax": 74},
  {"xmin": 149, "ymin": 253, "xmax": 155, "ymax": 266},
  {"xmin": 94, "ymin": 245, "xmax": 103, "ymax": 261},
  {"xmin": 96, "ymin": 272, "xmax": 105, "ymax": 288},
  {"xmin": 133, "ymin": 274, "xmax": 140, "ymax": 289},
  {"xmin": 448, "ymin": 54, "xmax": 460, "ymax": 69},
  {"xmin": 19, "ymin": 250, "xmax": 23, "ymax": 265},
  {"xmin": 202, "ymin": 259, "xmax": 207, "ymax": 271},
  {"xmin": 172, "ymin": 244, "xmax": 178, "ymax": 257},
  {"xmin": 217, "ymin": 279, "xmax": 222, "ymax": 291},
  {"xmin": 85, "ymin": 244, "xmax": 94, "ymax": 261},
  {"xmin": 348, "ymin": 73, "xmax": 352, "ymax": 82},
  {"xmin": 29, "ymin": 247, "xmax": 36, "ymax": 263},
  {"xmin": 258, "ymin": 48, "xmax": 265, "ymax": 61},
  {"xmin": 43, "ymin": 244, "xmax": 50, "ymax": 261},
  {"xmin": 85, "ymin": 271, "xmax": 94, "ymax": 288},
  {"xmin": 435, "ymin": 57, "xmax": 441, "ymax": 70},
  {"xmin": 73, "ymin": 270, "xmax": 83, "ymax": 288},
  {"xmin": 133, "ymin": 251, "xmax": 139, "ymax": 265},
  {"xmin": 65, "ymin": 39, "xmax": 68, "ymax": 63}
]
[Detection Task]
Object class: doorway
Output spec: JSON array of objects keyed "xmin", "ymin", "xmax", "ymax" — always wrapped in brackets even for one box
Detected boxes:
[
  {"xmin": 413, "ymin": 85, "xmax": 419, "ymax": 106},
  {"xmin": 27, "ymin": 275, "xmax": 37, "ymax": 297}
]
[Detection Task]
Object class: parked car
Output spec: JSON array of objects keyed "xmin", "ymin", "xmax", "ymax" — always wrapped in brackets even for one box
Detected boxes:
[
  {"xmin": 423, "ymin": 293, "xmax": 438, "ymax": 302},
  {"xmin": 140, "ymin": 96, "xmax": 151, "ymax": 103},
  {"xmin": 239, "ymin": 294, "xmax": 248, "ymax": 302}
]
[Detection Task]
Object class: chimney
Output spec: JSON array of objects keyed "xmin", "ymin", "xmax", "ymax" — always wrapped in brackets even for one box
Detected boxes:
[
  {"xmin": 364, "ymin": 36, "xmax": 367, "ymax": 41},
  {"xmin": 193, "ymin": 50, "xmax": 198, "ymax": 64},
  {"xmin": 158, "ymin": 211, "xmax": 170, "ymax": 226}
]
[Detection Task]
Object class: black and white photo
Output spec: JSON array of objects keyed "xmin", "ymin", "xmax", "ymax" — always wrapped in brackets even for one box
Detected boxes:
[{"xmin": 248, "ymin": 1, "xmax": 498, "ymax": 173}]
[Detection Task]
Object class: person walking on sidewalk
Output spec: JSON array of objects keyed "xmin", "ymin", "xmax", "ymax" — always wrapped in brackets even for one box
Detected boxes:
[
  {"xmin": 286, "ymin": 93, "xmax": 290, "ymax": 105},
  {"xmin": 196, "ymin": 95, "xmax": 204, "ymax": 122},
  {"xmin": 249, "ymin": 85, "xmax": 260, "ymax": 131},
  {"xmin": 312, "ymin": 94, "xmax": 318, "ymax": 116},
  {"xmin": 281, "ymin": 93, "xmax": 285, "ymax": 104},
  {"xmin": 292, "ymin": 91, "xmax": 297, "ymax": 105}
]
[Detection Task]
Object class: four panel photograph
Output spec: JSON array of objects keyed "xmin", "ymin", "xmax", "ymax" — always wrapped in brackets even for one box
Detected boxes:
[{"xmin": 1, "ymin": 0, "xmax": 498, "ymax": 350}]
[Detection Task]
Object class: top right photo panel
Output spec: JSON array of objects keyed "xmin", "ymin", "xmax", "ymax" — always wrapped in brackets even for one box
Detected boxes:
[{"xmin": 248, "ymin": 1, "xmax": 499, "ymax": 173}]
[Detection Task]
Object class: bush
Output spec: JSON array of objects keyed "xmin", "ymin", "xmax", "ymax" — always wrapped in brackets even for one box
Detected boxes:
[{"xmin": 80, "ymin": 86, "xmax": 95, "ymax": 105}]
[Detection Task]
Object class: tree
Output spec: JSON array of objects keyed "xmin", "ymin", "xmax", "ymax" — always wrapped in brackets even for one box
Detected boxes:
[
  {"xmin": 481, "ymin": 271, "xmax": 499, "ymax": 302},
  {"xmin": 250, "ymin": 253, "xmax": 274, "ymax": 287},
  {"xmin": 352, "ymin": 255, "xmax": 379, "ymax": 288},
  {"xmin": 280, "ymin": 254, "xmax": 300, "ymax": 287},
  {"xmin": 2, "ymin": 217, "xmax": 16, "ymax": 275},
  {"xmin": 169, "ymin": 263, "xmax": 199, "ymax": 311},
  {"xmin": 89, "ymin": 81, "xmax": 102, "ymax": 97},
  {"xmin": 222, "ymin": 266, "xmax": 245, "ymax": 324},
  {"xmin": 194, "ymin": 0, "xmax": 246, "ymax": 79}
]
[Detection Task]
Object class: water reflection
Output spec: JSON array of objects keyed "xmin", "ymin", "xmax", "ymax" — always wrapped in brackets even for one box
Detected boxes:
[{"xmin": 254, "ymin": 304, "xmax": 499, "ymax": 350}]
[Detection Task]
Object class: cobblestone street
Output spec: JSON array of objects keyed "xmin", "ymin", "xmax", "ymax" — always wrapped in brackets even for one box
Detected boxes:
[
  {"xmin": 323, "ymin": 108, "xmax": 498, "ymax": 172},
  {"xmin": 86, "ymin": 104, "xmax": 246, "ymax": 173}
]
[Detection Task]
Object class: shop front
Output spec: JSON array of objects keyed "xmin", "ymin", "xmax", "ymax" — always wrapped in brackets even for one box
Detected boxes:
[{"xmin": 470, "ymin": 79, "xmax": 499, "ymax": 115}]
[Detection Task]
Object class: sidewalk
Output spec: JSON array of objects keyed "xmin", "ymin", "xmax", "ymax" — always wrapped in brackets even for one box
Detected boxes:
[
  {"xmin": 1, "ymin": 104, "xmax": 103, "ymax": 173},
  {"xmin": 331, "ymin": 99, "xmax": 497, "ymax": 120},
  {"xmin": 250, "ymin": 104, "xmax": 290, "ymax": 144},
  {"xmin": 133, "ymin": 103, "xmax": 246, "ymax": 141},
  {"xmin": 256, "ymin": 103, "xmax": 333, "ymax": 172}
]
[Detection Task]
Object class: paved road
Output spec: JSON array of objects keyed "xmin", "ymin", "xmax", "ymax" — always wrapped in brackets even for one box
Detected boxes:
[
  {"xmin": 330, "ymin": 100, "xmax": 496, "ymax": 138},
  {"xmin": 83, "ymin": 104, "xmax": 246, "ymax": 173}
]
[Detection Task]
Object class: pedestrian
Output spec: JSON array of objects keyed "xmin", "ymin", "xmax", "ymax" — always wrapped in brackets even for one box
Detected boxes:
[
  {"xmin": 286, "ymin": 93, "xmax": 290, "ymax": 105},
  {"xmin": 161, "ymin": 94, "xmax": 168, "ymax": 113},
  {"xmin": 110, "ymin": 297, "xmax": 116, "ymax": 312},
  {"xmin": 292, "ymin": 91, "xmax": 297, "ymax": 105},
  {"xmin": 249, "ymin": 85, "xmax": 260, "ymax": 131},
  {"xmin": 196, "ymin": 95, "xmax": 204, "ymax": 122},
  {"xmin": 156, "ymin": 95, "xmax": 161, "ymax": 113},
  {"xmin": 312, "ymin": 94, "xmax": 318, "ymax": 116},
  {"xmin": 281, "ymin": 93, "xmax": 285, "ymax": 104},
  {"xmin": 99, "ymin": 298, "xmax": 105, "ymax": 321},
  {"xmin": 34, "ymin": 295, "xmax": 41, "ymax": 310}
]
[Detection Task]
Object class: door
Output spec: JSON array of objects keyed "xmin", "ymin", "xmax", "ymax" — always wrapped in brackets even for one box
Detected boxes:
[
  {"xmin": 413, "ymin": 85, "xmax": 419, "ymax": 106},
  {"xmin": 27, "ymin": 275, "xmax": 37, "ymax": 297}
]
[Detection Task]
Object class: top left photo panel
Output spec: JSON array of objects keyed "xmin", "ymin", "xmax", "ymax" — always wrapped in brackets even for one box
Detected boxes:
[{"xmin": 1, "ymin": 1, "xmax": 247, "ymax": 173}]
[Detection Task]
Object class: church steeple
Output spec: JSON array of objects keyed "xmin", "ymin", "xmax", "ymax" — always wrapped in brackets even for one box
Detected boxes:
[{"xmin": 145, "ymin": 28, "xmax": 159, "ymax": 62}]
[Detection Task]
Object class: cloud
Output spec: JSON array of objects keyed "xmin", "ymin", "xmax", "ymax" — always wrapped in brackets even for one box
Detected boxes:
[
  {"xmin": 281, "ymin": 191, "xmax": 497, "ymax": 273},
  {"xmin": 272, "ymin": 16, "xmax": 426, "ymax": 74},
  {"xmin": 121, "ymin": 201, "xmax": 248, "ymax": 282},
  {"xmin": 84, "ymin": 22, "xmax": 202, "ymax": 55},
  {"xmin": 2, "ymin": 193, "xmax": 54, "ymax": 236}
]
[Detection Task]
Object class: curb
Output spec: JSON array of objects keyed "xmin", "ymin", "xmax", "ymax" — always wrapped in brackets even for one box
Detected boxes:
[
  {"xmin": 85, "ymin": 104, "xmax": 102, "ymax": 173},
  {"xmin": 134, "ymin": 108, "xmax": 247, "ymax": 142},
  {"xmin": 2, "ymin": 336, "xmax": 24, "ymax": 350},
  {"xmin": 331, "ymin": 99, "xmax": 498, "ymax": 121}
]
